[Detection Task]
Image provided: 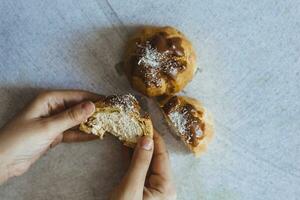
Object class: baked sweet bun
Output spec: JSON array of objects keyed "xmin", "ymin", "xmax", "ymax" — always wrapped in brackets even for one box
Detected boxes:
[
  {"xmin": 124, "ymin": 26, "xmax": 197, "ymax": 97},
  {"xmin": 80, "ymin": 94, "xmax": 153, "ymax": 147},
  {"xmin": 159, "ymin": 95, "xmax": 213, "ymax": 156}
]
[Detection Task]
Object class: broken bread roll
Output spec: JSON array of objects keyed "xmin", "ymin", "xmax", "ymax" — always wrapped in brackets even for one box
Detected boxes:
[
  {"xmin": 159, "ymin": 95, "xmax": 213, "ymax": 156},
  {"xmin": 80, "ymin": 94, "xmax": 153, "ymax": 147}
]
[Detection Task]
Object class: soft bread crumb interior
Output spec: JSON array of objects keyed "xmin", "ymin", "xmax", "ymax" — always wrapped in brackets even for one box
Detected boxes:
[{"xmin": 90, "ymin": 111, "xmax": 143, "ymax": 142}]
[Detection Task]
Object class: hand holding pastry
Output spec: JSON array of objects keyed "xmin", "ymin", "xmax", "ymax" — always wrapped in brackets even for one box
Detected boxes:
[
  {"xmin": 0, "ymin": 90, "xmax": 100, "ymax": 184},
  {"xmin": 111, "ymin": 131, "xmax": 177, "ymax": 200}
]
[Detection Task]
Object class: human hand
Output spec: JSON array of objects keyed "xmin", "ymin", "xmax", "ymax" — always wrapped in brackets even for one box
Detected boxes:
[
  {"xmin": 0, "ymin": 90, "xmax": 100, "ymax": 184},
  {"xmin": 111, "ymin": 132, "xmax": 177, "ymax": 200}
]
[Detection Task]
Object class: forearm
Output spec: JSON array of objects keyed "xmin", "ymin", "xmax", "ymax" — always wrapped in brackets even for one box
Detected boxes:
[
  {"xmin": 0, "ymin": 162, "xmax": 9, "ymax": 185},
  {"xmin": 0, "ymin": 131, "xmax": 12, "ymax": 185}
]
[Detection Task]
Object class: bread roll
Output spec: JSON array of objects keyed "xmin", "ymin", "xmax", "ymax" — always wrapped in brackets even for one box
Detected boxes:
[
  {"xmin": 124, "ymin": 26, "xmax": 197, "ymax": 96},
  {"xmin": 80, "ymin": 94, "xmax": 153, "ymax": 147},
  {"xmin": 159, "ymin": 95, "xmax": 213, "ymax": 156}
]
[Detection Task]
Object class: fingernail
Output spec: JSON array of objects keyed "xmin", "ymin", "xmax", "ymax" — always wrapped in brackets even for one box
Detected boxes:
[
  {"xmin": 81, "ymin": 101, "xmax": 95, "ymax": 116},
  {"xmin": 139, "ymin": 137, "xmax": 153, "ymax": 151}
]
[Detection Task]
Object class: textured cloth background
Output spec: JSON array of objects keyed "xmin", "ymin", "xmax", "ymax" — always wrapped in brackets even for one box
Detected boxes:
[{"xmin": 0, "ymin": 0, "xmax": 299, "ymax": 199}]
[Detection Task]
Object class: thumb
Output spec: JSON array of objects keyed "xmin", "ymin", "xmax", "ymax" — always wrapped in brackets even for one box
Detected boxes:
[
  {"xmin": 122, "ymin": 136, "xmax": 154, "ymax": 187},
  {"xmin": 44, "ymin": 101, "xmax": 95, "ymax": 135}
]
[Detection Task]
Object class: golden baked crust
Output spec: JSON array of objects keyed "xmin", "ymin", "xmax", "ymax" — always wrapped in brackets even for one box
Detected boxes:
[
  {"xmin": 158, "ymin": 95, "xmax": 213, "ymax": 156},
  {"xmin": 124, "ymin": 26, "xmax": 197, "ymax": 97},
  {"xmin": 80, "ymin": 94, "xmax": 153, "ymax": 148}
]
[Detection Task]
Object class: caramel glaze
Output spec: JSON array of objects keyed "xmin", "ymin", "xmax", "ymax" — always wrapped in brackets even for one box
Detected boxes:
[
  {"xmin": 162, "ymin": 96, "xmax": 205, "ymax": 147},
  {"xmin": 103, "ymin": 95, "xmax": 140, "ymax": 113},
  {"xmin": 130, "ymin": 31, "xmax": 187, "ymax": 88}
]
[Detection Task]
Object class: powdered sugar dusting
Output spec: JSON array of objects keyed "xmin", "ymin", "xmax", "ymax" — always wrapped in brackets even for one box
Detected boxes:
[
  {"xmin": 168, "ymin": 110, "xmax": 188, "ymax": 134},
  {"xmin": 108, "ymin": 94, "xmax": 137, "ymax": 112},
  {"xmin": 195, "ymin": 128, "xmax": 203, "ymax": 137},
  {"xmin": 133, "ymin": 34, "xmax": 186, "ymax": 87},
  {"xmin": 137, "ymin": 42, "xmax": 166, "ymax": 68}
]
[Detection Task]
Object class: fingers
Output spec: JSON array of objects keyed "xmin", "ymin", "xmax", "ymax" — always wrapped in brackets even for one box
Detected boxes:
[
  {"xmin": 121, "ymin": 145, "xmax": 133, "ymax": 168},
  {"xmin": 151, "ymin": 131, "xmax": 172, "ymax": 180},
  {"xmin": 50, "ymin": 134, "xmax": 63, "ymax": 148},
  {"xmin": 49, "ymin": 131, "xmax": 98, "ymax": 149},
  {"xmin": 43, "ymin": 101, "xmax": 95, "ymax": 137},
  {"xmin": 122, "ymin": 136, "xmax": 154, "ymax": 187},
  {"xmin": 112, "ymin": 133, "xmax": 175, "ymax": 200},
  {"xmin": 113, "ymin": 136, "xmax": 154, "ymax": 199},
  {"xmin": 62, "ymin": 130, "xmax": 99, "ymax": 143},
  {"xmin": 24, "ymin": 90, "xmax": 103, "ymax": 119}
]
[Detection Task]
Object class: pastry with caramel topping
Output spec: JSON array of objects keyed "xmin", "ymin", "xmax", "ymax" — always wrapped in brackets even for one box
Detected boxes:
[
  {"xmin": 80, "ymin": 94, "xmax": 153, "ymax": 147},
  {"xmin": 159, "ymin": 95, "xmax": 213, "ymax": 156},
  {"xmin": 124, "ymin": 26, "xmax": 197, "ymax": 96}
]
